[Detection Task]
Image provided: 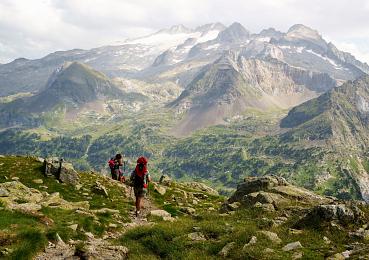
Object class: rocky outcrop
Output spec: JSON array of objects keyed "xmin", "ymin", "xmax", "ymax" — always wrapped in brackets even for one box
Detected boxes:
[
  {"xmin": 296, "ymin": 204, "xmax": 365, "ymax": 227},
  {"xmin": 179, "ymin": 182, "xmax": 219, "ymax": 196},
  {"xmin": 43, "ymin": 157, "xmax": 80, "ymax": 186},
  {"xmin": 222, "ymin": 175, "xmax": 333, "ymax": 214},
  {"xmin": 0, "ymin": 181, "xmax": 89, "ymax": 214},
  {"xmin": 227, "ymin": 175, "xmax": 330, "ymax": 209}
]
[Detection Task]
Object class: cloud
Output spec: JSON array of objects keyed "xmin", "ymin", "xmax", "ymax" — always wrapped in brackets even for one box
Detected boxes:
[{"xmin": 0, "ymin": 0, "xmax": 368, "ymax": 64}]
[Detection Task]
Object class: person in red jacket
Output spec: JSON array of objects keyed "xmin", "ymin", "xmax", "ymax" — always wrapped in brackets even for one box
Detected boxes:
[{"xmin": 130, "ymin": 156, "xmax": 151, "ymax": 216}]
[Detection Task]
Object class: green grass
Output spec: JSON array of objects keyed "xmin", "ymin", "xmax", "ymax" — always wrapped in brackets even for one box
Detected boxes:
[{"xmin": 0, "ymin": 156, "xmax": 136, "ymax": 257}]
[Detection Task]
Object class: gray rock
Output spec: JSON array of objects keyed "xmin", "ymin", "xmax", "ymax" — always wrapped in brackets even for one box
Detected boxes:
[
  {"xmin": 218, "ymin": 242, "xmax": 236, "ymax": 257},
  {"xmin": 68, "ymin": 224, "xmax": 78, "ymax": 231},
  {"xmin": 292, "ymin": 251, "xmax": 303, "ymax": 259},
  {"xmin": 159, "ymin": 175, "xmax": 172, "ymax": 186},
  {"xmin": 91, "ymin": 182, "xmax": 108, "ymax": 197},
  {"xmin": 323, "ymin": 236, "xmax": 331, "ymax": 244},
  {"xmin": 299, "ymin": 204, "xmax": 364, "ymax": 226},
  {"xmin": 150, "ymin": 209, "xmax": 171, "ymax": 219},
  {"xmin": 282, "ymin": 241, "xmax": 302, "ymax": 251},
  {"xmin": 91, "ymin": 208, "xmax": 119, "ymax": 214},
  {"xmin": 85, "ymin": 232, "xmax": 94, "ymax": 239},
  {"xmin": 263, "ymin": 248, "xmax": 274, "ymax": 254},
  {"xmin": 254, "ymin": 202, "xmax": 275, "ymax": 212},
  {"xmin": 243, "ymin": 236, "xmax": 257, "ymax": 249},
  {"xmin": 44, "ymin": 158, "xmax": 80, "ymax": 185},
  {"xmin": 75, "ymin": 184, "xmax": 82, "ymax": 191},
  {"xmin": 257, "ymin": 231, "xmax": 282, "ymax": 244},
  {"xmin": 180, "ymin": 207, "xmax": 196, "ymax": 215},
  {"xmin": 33, "ymin": 179, "xmax": 43, "ymax": 184},
  {"xmin": 187, "ymin": 232, "xmax": 206, "ymax": 241},
  {"xmin": 0, "ymin": 188, "xmax": 9, "ymax": 197},
  {"xmin": 154, "ymin": 185, "xmax": 166, "ymax": 195},
  {"xmin": 244, "ymin": 191, "xmax": 287, "ymax": 208},
  {"xmin": 326, "ymin": 253, "xmax": 345, "ymax": 260},
  {"xmin": 55, "ymin": 233, "xmax": 65, "ymax": 246},
  {"xmin": 230, "ymin": 175, "xmax": 288, "ymax": 202}
]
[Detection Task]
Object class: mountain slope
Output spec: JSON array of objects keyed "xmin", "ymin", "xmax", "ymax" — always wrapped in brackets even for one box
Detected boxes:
[
  {"xmin": 170, "ymin": 50, "xmax": 337, "ymax": 135},
  {"xmin": 280, "ymin": 75, "xmax": 369, "ymax": 201},
  {"xmin": 0, "ymin": 62, "xmax": 144, "ymax": 127}
]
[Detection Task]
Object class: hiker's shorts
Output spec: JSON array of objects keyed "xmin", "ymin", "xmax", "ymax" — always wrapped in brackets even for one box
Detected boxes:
[{"xmin": 134, "ymin": 187, "xmax": 147, "ymax": 198}]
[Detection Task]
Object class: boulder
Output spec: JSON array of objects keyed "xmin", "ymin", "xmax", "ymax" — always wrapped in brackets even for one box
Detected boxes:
[
  {"xmin": 297, "ymin": 204, "xmax": 365, "ymax": 227},
  {"xmin": 282, "ymin": 241, "xmax": 303, "ymax": 251},
  {"xmin": 150, "ymin": 209, "xmax": 172, "ymax": 220},
  {"xmin": 243, "ymin": 236, "xmax": 257, "ymax": 249},
  {"xmin": 44, "ymin": 158, "xmax": 80, "ymax": 185},
  {"xmin": 254, "ymin": 202, "xmax": 275, "ymax": 212},
  {"xmin": 243, "ymin": 191, "xmax": 287, "ymax": 207},
  {"xmin": 257, "ymin": 231, "xmax": 282, "ymax": 244},
  {"xmin": 154, "ymin": 185, "xmax": 166, "ymax": 195},
  {"xmin": 229, "ymin": 175, "xmax": 288, "ymax": 203},
  {"xmin": 159, "ymin": 175, "xmax": 172, "ymax": 186},
  {"xmin": 32, "ymin": 179, "xmax": 44, "ymax": 184},
  {"xmin": 68, "ymin": 224, "xmax": 78, "ymax": 231},
  {"xmin": 0, "ymin": 188, "xmax": 9, "ymax": 197},
  {"xmin": 218, "ymin": 242, "xmax": 236, "ymax": 257},
  {"xmin": 180, "ymin": 207, "xmax": 196, "ymax": 215},
  {"xmin": 228, "ymin": 175, "xmax": 331, "ymax": 207},
  {"xmin": 187, "ymin": 232, "xmax": 206, "ymax": 241},
  {"xmin": 91, "ymin": 182, "xmax": 109, "ymax": 197}
]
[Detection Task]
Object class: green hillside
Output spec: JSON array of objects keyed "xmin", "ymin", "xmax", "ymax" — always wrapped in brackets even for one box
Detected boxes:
[{"xmin": 0, "ymin": 156, "xmax": 368, "ymax": 259}]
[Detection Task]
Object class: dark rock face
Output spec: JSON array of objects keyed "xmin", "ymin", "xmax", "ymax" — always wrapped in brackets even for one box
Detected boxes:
[
  {"xmin": 297, "ymin": 204, "xmax": 365, "ymax": 227},
  {"xmin": 44, "ymin": 158, "xmax": 80, "ymax": 186}
]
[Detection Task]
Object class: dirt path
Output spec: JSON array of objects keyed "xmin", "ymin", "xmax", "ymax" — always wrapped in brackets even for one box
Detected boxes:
[
  {"xmin": 36, "ymin": 183, "xmax": 158, "ymax": 259},
  {"xmin": 123, "ymin": 183, "xmax": 158, "ymax": 226}
]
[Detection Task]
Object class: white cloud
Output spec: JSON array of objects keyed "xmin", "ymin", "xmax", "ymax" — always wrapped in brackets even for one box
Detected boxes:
[{"xmin": 0, "ymin": 0, "xmax": 368, "ymax": 64}]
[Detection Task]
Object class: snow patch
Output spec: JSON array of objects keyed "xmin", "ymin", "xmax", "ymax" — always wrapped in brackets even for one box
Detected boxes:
[
  {"xmin": 306, "ymin": 49, "xmax": 343, "ymax": 69},
  {"xmin": 256, "ymin": 37, "xmax": 271, "ymax": 42},
  {"xmin": 204, "ymin": 44, "xmax": 220, "ymax": 50}
]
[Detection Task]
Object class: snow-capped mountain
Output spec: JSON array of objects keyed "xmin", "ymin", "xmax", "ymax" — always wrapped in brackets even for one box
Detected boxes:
[{"xmin": 0, "ymin": 22, "xmax": 368, "ymax": 134}]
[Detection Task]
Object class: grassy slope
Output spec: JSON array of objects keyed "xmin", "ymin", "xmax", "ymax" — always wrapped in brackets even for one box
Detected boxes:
[
  {"xmin": 0, "ymin": 156, "xmax": 368, "ymax": 259},
  {"xmin": 0, "ymin": 105, "xmax": 364, "ymax": 200},
  {"xmin": 0, "ymin": 156, "xmax": 133, "ymax": 259}
]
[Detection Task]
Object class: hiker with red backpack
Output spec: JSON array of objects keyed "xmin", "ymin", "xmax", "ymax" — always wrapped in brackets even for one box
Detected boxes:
[
  {"xmin": 108, "ymin": 154, "xmax": 125, "ymax": 182},
  {"xmin": 130, "ymin": 156, "xmax": 151, "ymax": 216}
]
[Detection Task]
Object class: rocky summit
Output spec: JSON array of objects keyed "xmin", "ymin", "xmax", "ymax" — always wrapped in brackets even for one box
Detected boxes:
[{"xmin": 0, "ymin": 156, "xmax": 369, "ymax": 259}]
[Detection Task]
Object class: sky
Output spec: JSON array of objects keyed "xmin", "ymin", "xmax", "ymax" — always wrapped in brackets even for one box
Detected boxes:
[{"xmin": 0, "ymin": 0, "xmax": 369, "ymax": 64}]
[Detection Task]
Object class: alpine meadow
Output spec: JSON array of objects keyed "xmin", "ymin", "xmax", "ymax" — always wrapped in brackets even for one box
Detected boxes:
[{"xmin": 1, "ymin": 1, "xmax": 369, "ymax": 259}]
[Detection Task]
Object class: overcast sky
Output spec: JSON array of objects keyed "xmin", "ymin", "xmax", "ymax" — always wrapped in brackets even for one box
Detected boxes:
[{"xmin": 0, "ymin": 0, "xmax": 369, "ymax": 64}]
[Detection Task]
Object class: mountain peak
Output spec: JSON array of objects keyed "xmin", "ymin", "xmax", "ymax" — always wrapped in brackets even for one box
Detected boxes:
[
  {"xmin": 217, "ymin": 22, "xmax": 250, "ymax": 43},
  {"xmin": 287, "ymin": 24, "xmax": 322, "ymax": 41},
  {"xmin": 159, "ymin": 24, "xmax": 192, "ymax": 34},
  {"xmin": 195, "ymin": 22, "xmax": 226, "ymax": 33}
]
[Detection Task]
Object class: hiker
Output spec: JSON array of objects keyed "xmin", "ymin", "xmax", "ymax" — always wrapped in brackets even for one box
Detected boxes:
[
  {"xmin": 130, "ymin": 156, "xmax": 151, "ymax": 216},
  {"xmin": 108, "ymin": 154, "xmax": 124, "ymax": 181}
]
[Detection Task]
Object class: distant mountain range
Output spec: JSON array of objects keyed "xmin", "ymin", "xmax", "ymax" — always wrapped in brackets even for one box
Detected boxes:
[
  {"xmin": 0, "ymin": 22, "xmax": 368, "ymax": 133},
  {"xmin": 1, "ymin": 22, "xmax": 369, "ymax": 201}
]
